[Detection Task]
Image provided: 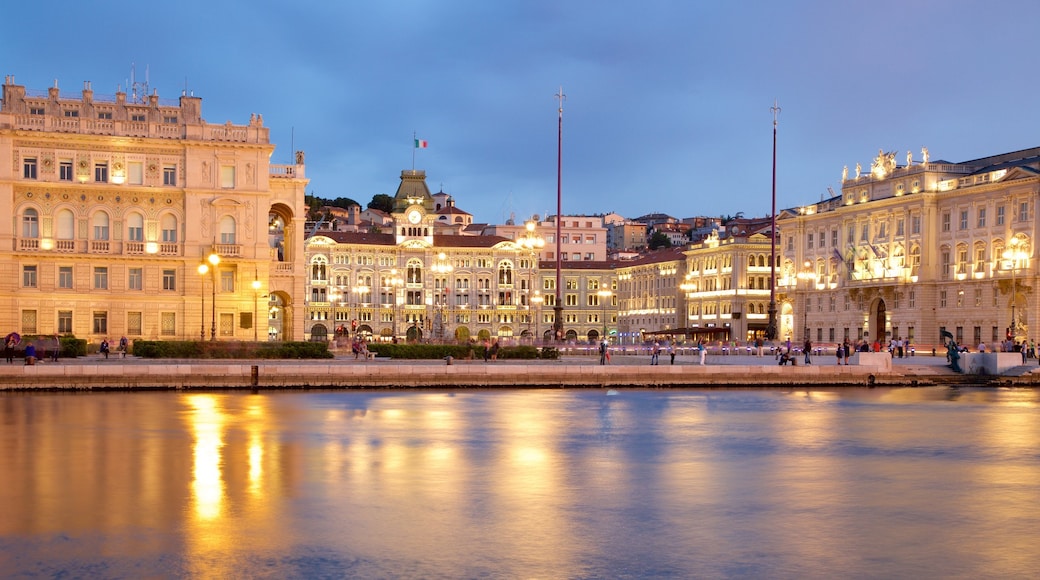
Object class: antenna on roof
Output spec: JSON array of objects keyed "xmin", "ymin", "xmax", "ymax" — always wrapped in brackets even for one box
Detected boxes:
[
  {"xmin": 827, "ymin": 186, "xmax": 836, "ymax": 198},
  {"xmin": 129, "ymin": 63, "xmax": 150, "ymax": 104}
]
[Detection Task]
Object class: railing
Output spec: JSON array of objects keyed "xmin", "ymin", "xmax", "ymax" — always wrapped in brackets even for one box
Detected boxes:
[
  {"xmin": 160, "ymin": 243, "xmax": 180, "ymax": 256},
  {"xmin": 273, "ymin": 263, "xmax": 295, "ymax": 274},
  {"xmin": 19, "ymin": 238, "xmax": 39, "ymax": 251},
  {"xmin": 270, "ymin": 164, "xmax": 297, "ymax": 178},
  {"xmin": 125, "ymin": 241, "xmax": 145, "ymax": 254},
  {"xmin": 213, "ymin": 243, "xmax": 241, "ymax": 257},
  {"xmin": 55, "ymin": 240, "xmax": 76, "ymax": 252},
  {"xmin": 90, "ymin": 240, "xmax": 110, "ymax": 253}
]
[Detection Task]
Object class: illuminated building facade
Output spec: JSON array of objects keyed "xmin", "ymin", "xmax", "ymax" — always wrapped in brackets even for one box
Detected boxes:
[
  {"xmin": 778, "ymin": 147, "xmax": 1039, "ymax": 348},
  {"xmin": 0, "ymin": 76, "xmax": 308, "ymax": 342}
]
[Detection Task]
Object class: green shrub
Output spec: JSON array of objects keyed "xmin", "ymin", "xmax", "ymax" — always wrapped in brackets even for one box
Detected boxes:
[{"xmin": 131, "ymin": 341, "xmax": 332, "ymax": 359}]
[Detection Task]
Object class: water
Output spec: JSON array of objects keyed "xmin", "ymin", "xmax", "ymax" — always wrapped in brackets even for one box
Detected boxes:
[{"xmin": 1, "ymin": 387, "xmax": 1039, "ymax": 579}]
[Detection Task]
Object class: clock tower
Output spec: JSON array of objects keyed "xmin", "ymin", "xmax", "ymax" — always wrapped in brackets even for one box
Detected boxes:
[{"xmin": 392, "ymin": 169, "xmax": 435, "ymax": 246}]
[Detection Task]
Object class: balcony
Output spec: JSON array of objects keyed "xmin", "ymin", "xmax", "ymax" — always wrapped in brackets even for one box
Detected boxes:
[{"xmin": 213, "ymin": 244, "xmax": 241, "ymax": 257}]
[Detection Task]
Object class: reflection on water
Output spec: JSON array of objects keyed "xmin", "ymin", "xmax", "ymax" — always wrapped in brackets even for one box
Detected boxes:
[{"xmin": 0, "ymin": 387, "xmax": 1039, "ymax": 578}]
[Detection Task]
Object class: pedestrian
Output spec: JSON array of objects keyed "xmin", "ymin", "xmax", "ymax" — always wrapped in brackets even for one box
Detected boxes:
[
  {"xmin": 4, "ymin": 337, "xmax": 14, "ymax": 364},
  {"xmin": 836, "ymin": 343, "xmax": 844, "ymax": 365},
  {"xmin": 668, "ymin": 344, "xmax": 676, "ymax": 365},
  {"xmin": 483, "ymin": 340, "xmax": 491, "ymax": 363},
  {"xmin": 51, "ymin": 334, "xmax": 60, "ymax": 362},
  {"xmin": 756, "ymin": 337, "xmax": 764, "ymax": 357},
  {"xmin": 650, "ymin": 342, "xmax": 660, "ymax": 365},
  {"xmin": 24, "ymin": 341, "xmax": 36, "ymax": 365},
  {"xmin": 100, "ymin": 338, "xmax": 110, "ymax": 359},
  {"xmin": 803, "ymin": 338, "xmax": 812, "ymax": 365},
  {"xmin": 599, "ymin": 339, "xmax": 608, "ymax": 365},
  {"xmin": 698, "ymin": 340, "xmax": 706, "ymax": 365},
  {"xmin": 843, "ymin": 339, "xmax": 851, "ymax": 365},
  {"xmin": 119, "ymin": 336, "xmax": 129, "ymax": 358},
  {"xmin": 490, "ymin": 340, "xmax": 499, "ymax": 361}
]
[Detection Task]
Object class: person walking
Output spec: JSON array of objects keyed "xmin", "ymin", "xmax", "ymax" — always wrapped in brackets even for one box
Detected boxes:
[
  {"xmin": 599, "ymin": 339, "xmax": 608, "ymax": 365},
  {"xmin": 698, "ymin": 340, "xmax": 706, "ymax": 365},
  {"xmin": 836, "ymin": 343, "xmax": 845, "ymax": 365},
  {"xmin": 803, "ymin": 338, "xmax": 812, "ymax": 365},
  {"xmin": 650, "ymin": 342, "xmax": 660, "ymax": 365},
  {"xmin": 668, "ymin": 344, "xmax": 676, "ymax": 365},
  {"xmin": 51, "ymin": 334, "xmax": 60, "ymax": 362}
]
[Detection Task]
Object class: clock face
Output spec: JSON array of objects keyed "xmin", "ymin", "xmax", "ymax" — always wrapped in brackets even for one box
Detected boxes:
[{"xmin": 408, "ymin": 210, "xmax": 422, "ymax": 224}]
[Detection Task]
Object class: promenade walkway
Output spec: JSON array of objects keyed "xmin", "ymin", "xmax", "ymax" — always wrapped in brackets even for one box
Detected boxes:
[{"xmin": 2, "ymin": 348, "xmax": 1027, "ymax": 391}]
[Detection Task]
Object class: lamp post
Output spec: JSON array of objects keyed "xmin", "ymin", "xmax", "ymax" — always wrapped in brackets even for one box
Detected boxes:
[
  {"xmin": 680, "ymin": 274, "xmax": 697, "ymax": 342},
  {"xmin": 519, "ymin": 220, "xmax": 545, "ymax": 342},
  {"xmin": 554, "ymin": 87, "xmax": 566, "ymax": 343},
  {"xmin": 252, "ymin": 275, "xmax": 262, "ymax": 342},
  {"xmin": 531, "ymin": 290, "xmax": 543, "ymax": 342},
  {"xmin": 431, "ymin": 252, "xmax": 454, "ymax": 341},
  {"xmin": 352, "ymin": 283, "xmax": 369, "ymax": 337},
  {"xmin": 197, "ymin": 262, "xmax": 209, "ymax": 341},
  {"xmin": 207, "ymin": 252, "xmax": 220, "ymax": 341},
  {"xmin": 387, "ymin": 269, "xmax": 403, "ymax": 341},
  {"xmin": 597, "ymin": 288, "xmax": 612, "ymax": 343},
  {"xmin": 797, "ymin": 260, "xmax": 814, "ymax": 343},
  {"xmin": 1003, "ymin": 238, "xmax": 1028, "ymax": 341},
  {"xmin": 766, "ymin": 99, "xmax": 781, "ymax": 341}
]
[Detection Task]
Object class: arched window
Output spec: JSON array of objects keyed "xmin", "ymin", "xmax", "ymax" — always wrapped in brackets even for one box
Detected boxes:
[
  {"xmin": 22, "ymin": 208, "xmax": 39, "ymax": 238},
  {"xmin": 56, "ymin": 209, "xmax": 75, "ymax": 240},
  {"xmin": 126, "ymin": 212, "xmax": 144, "ymax": 242},
  {"xmin": 498, "ymin": 261, "xmax": 514, "ymax": 285},
  {"xmin": 92, "ymin": 211, "xmax": 110, "ymax": 240},
  {"xmin": 219, "ymin": 215, "xmax": 236, "ymax": 244},
  {"xmin": 407, "ymin": 258, "xmax": 423, "ymax": 284},
  {"xmin": 161, "ymin": 214, "xmax": 178, "ymax": 243},
  {"xmin": 310, "ymin": 256, "xmax": 328, "ymax": 281}
]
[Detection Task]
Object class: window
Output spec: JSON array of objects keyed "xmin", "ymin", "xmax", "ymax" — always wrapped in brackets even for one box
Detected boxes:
[
  {"xmin": 94, "ymin": 162, "xmax": 108, "ymax": 183},
  {"xmin": 60, "ymin": 160, "xmax": 73, "ymax": 181},
  {"xmin": 161, "ymin": 313, "xmax": 176, "ymax": 335},
  {"xmin": 860, "ymin": 224, "xmax": 868, "ymax": 242},
  {"xmin": 941, "ymin": 212, "xmax": 950, "ymax": 232},
  {"xmin": 58, "ymin": 311, "xmax": 73, "ymax": 334},
  {"xmin": 912, "ymin": 215, "xmax": 921, "ymax": 235},
  {"xmin": 161, "ymin": 214, "xmax": 178, "ymax": 243},
  {"xmin": 847, "ymin": 226, "xmax": 855, "ymax": 244},
  {"xmin": 98, "ymin": 111, "xmax": 112, "ymax": 120},
  {"xmin": 909, "ymin": 290, "xmax": 915, "ymax": 308},
  {"xmin": 64, "ymin": 109, "xmax": 79, "ymax": 118},
  {"xmin": 940, "ymin": 250, "xmax": 950, "ymax": 279},
  {"xmin": 959, "ymin": 210, "xmax": 968, "ymax": 230},
  {"xmin": 219, "ymin": 215, "xmax": 236, "ymax": 244},
  {"xmin": 22, "ymin": 208, "xmax": 39, "ymax": 238},
  {"xmin": 977, "ymin": 208, "xmax": 987, "ymax": 228},
  {"xmin": 58, "ymin": 266, "xmax": 73, "ymax": 289},
  {"xmin": 131, "ymin": 113, "xmax": 146, "ymax": 122},
  {"xmin": 163, "ymin": 115, "xmax": 178, "ymax": 124},
  {"xmin": 22, "ymin": 310, "xmax": 37, "ymax": 334},
  {"xmin": 940, "ymin": 290, "xmax": 947, "ymax": 308},
  {"xmin": 56, "ymin": 210, "xmax": 74, "ymax": 242},
  {"xmin": 128, "ymin": 161, "xmax": 143, "ymax": 185},
  {"xmin": 30, "ymin": 107, "xmax": 44, "ymax": 115},
  {"xmin": 22, "ymin": 265, "xmax": 37, "ymax": 288},
  {"xmin": 997, "ymin": 205, "xmax": 1005, "ymax": 225},
  {"xmin": 94, "ymin": 267, "xmax": 108, "ymax": 289},
  {"xmin": 831, "ymin": 229, "xmax": 838, "ymax": 247},
  {"xmin": 127, "ymin": 213, "xmax": 144, "ymax": 242},
  {"xmin": 23, "ymin": 157, "xmax": 37, "ymax": 179},
  {"xmin": 807, "ymin": 233, "xmax": 814, "ymax": 249},
  {"xmin": 1019, "ymin": 201, "xmax": 1029, "ymax": 223},
  {"xmin": 126, "ymin": 312, "xmax": 142, "ymax": 335},
  {"xmin": 93, "ymin": 311, "xmax": 108, "ymax": 334},
  {"xmin": 221, "ymin": 270, "xmax": 235, "ymax": 292},
  {"xmin": 543, "ymin": 278, "xmax": 555, "ymax": 290},
  {"xmin": 220, "ymin": 165, "xmax": 236, "ymax": 188},
  {"xmin": 92, "ymin": 212, "xmax": 110, "ymax": 240},
  {"xmin": 162, "ymin": 269, "xmax": 176, "ymax": 290},
  {"xmin": 220, "ymin": 313, "xmax": 235, "ymax": 336},
  {"xmin": 163, "ymin": 165, "xmax": 176, "ymax": 186},
  {"xmin": 497, "ymin": 262, "xmax": 513, "ymax": 285},
  {"xmin": 128, "ymin": 268, "xmax": 142, "ymax": 290},
  {"xmin": 565, "ymin": 294, "xmax": 577, "ymax": 306}
]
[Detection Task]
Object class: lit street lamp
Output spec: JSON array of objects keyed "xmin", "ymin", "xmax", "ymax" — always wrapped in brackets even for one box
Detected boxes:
[
  {"xmin": 197, "ymin": 262, "xmax": 209, "ymax": 341},
  {"xmin": 1003, "ymin": 237, "xmax": 1029, "ymax": 341},
  {"xmin": 597, "ymin": 288, "xmax": 612, "ymax": 343},
  {"xmin": 207, "ymin": 252, "xmax": 220, "ymax": 341},
  {"xmin": 531, "ymin": 290, "xmax": 543, "ymax": 342},
  {"xmin": 431, "ymin": 252, "xmax": 454, "ymax": 341},
  {"xmin": 518, "ymin": 220, "xmax": 545, "ymax": 343},
  {"xmin": 797, "ymin": 260, "xmax": 814, "ymax": 343},
  {"xmin": 386, "ymin": 269, "xmax": 403, "ymax": 341}
]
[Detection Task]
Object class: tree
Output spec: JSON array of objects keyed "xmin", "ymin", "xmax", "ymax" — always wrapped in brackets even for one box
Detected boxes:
[
  {"xmin": 368, "ymin": 194, "xmax": 394, "ymax": 214},
  {"xmin": 648, "ymin": 231, "xmax": 672, "ymax": 250}
]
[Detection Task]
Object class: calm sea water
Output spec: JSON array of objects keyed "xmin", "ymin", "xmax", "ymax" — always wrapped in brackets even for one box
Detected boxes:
[{"xmin": 1, "ymin": 387, "xmax": 1039, "ymax": 579}]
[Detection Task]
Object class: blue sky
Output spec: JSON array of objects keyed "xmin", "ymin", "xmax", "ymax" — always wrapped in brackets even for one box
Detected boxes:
[{"xmin": 6, "ymin": 0, "xmax": 1039, "ymax": 224}]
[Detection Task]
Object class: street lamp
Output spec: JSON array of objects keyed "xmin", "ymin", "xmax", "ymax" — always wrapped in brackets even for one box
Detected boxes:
[
  {"xmin": 531, "ymin": 290, "xmax": 543, "ymax": 342},
  {"xmin": 252, "ymin": 275, "xmax": 262, "ymax": 342},
  {"xmin": 386, "ymin": 269, "xmax": 403, "ymax": 341},
  {"xmin": 796, "ymin": 260, "xmax": 814, "ymax": 343},
  {"xmin": 352, "ymin": 283, "xmax": 370, "ymax": 337},
  {"xmin": 431, "ymin": 252, "xmax": 454, "ymax": 341},
  {"xmin": 207, "ymin": 252, "xmax": 220, "ymax": 341},
  {"xmin": 1003, "ymin": 237, "xmax": 1029, "ymax": 341},
  {"xmin": 597, "ymin": 288, "xmax": 612, "ymax": 343},
  {"xmin": 766, "ymin": 99, "xmax": 781, "ymax": 341},
  {"xmin": 518, "ymin": 220, "xmax": 545, "ymax": 342},
  {"xmin": 197, "ymin": 262, "xmax": 209, "ymax": 341}
]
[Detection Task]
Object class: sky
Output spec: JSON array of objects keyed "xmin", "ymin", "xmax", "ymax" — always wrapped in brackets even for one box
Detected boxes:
[{"xmin": 6, "ymin": 0, "xmax": 1040, "ymax": 225}]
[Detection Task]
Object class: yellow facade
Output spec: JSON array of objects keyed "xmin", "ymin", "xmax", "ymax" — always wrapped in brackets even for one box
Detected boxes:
[
  {"xmin": 778, "ymin": 147, "xmax": 1039, "ymax": 349},
  {"xmin": 0, "ymin": 77, "xmax": 308, "ymax": 343}
]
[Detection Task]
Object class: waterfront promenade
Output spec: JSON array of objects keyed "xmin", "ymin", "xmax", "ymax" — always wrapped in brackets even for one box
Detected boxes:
[{"xmin": 1, "ymin": 349, "xmax": 1027, "ymax": 390}]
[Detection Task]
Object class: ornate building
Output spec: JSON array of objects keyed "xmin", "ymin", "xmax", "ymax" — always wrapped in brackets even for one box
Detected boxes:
[
  {"xmin": 778, "ymin": 146, "xmax": 1038, "ymax": 349},
  {"xmin": 0, "ymin": 76, "xmax": 308, "ymax": 343}
]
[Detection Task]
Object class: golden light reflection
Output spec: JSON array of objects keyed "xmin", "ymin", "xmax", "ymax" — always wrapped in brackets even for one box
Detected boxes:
[
  {"xmin": 246, "ymin": 401, "xmax": 266, "ymax": 496},
  {"xmin": 188, "ymin": 394, "xmax": 226, "ymax": 521}
]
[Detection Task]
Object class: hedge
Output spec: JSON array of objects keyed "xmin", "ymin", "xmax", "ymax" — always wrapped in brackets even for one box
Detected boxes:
[
  {"xmin": 365, "ymin": 343, "xmax": 558, "ymax": 360},
  {"xmin": 131, "ymin": 340, "xmax": 333, "ymax": 359}
]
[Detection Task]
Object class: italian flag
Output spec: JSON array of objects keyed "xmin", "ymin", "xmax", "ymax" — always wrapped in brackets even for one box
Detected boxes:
[{"xmin": 415, "ymin": 138, "xmax": 428, "ymax": 149}]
